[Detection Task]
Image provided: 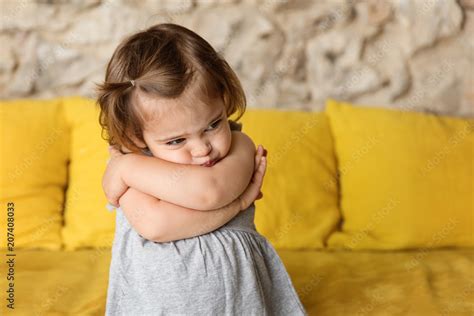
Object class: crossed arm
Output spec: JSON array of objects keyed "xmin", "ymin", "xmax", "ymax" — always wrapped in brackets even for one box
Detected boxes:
[{"xmin": 113, "ymin": 131, "xmax": 258, "ymax": 242}]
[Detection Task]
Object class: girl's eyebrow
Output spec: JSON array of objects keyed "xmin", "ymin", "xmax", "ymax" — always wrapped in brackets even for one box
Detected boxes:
[{"xmin": 156, "ymin": 110, "xmax": 224, "ymax": 142}]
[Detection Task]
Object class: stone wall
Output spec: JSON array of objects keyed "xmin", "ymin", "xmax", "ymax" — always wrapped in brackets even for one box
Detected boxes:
[{"xmin": 1, "ymin": 0, "xmax": 473, "ymax": 116}]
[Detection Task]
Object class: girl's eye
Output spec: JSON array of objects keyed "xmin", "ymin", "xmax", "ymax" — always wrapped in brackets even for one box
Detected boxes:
[
  {"xmin": 166, "ymin": 138, "xmax": 184, "ymax": 146},
  {"xmin": 207, "ymin": 119, "xmax": 221, "ymax": 131},
  {"xmin": 165, "ymin": 119, "xmax": 221, "ymax": 146}
]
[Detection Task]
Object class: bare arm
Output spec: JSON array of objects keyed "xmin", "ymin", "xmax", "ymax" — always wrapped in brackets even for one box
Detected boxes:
[
  {"xmin": 205, "ymin": 131, "xmax": 256, "ymax": 209},
  {"xmin": 118, "ymin": 187, "xmax": 242, "ymax": 243},
  {"xmin": 117, "ymin": 147, "xmax": 267, "ymax": 243},
  {"xmin": 119, "ymin": 131, "xmax": 256, "ymax": 211}
]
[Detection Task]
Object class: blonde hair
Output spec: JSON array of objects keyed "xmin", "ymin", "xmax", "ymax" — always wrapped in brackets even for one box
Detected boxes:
[{"xmin": 96, "ymin": 23, "xmax": 246, "ymax": 153}]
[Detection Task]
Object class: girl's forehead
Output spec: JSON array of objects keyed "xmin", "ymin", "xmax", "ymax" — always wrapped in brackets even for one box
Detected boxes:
[
  {"xmin": 137, "ymin": 92, "xmax": 225, "ymax": 136},
  {"xmin": 138, "ymin": 91, "xmax": 222, "ymax": 119},
  {"xmin": 135, "ymin": 81, "xmax": 222, "ymax": 120}
]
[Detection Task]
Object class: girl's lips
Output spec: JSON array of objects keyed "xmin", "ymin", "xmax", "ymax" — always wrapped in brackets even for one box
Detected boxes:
[{"xmin": 201, "ymin": 159, "xmax": 217, "ymax": 167}]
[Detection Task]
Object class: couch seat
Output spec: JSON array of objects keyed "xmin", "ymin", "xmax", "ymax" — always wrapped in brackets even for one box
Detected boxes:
[{"xmin": 1, "ymin": 248, "xmax": 472, "ymax": 315}]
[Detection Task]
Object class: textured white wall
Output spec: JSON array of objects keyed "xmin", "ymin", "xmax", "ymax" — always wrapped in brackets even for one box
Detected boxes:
[{"xmin": 1, "ymin": 0, "xmax": 473, "ymax": 116}]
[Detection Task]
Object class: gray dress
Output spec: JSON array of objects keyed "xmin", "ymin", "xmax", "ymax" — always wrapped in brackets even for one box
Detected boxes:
[{"xmin": 105, "ymin": 202, "xmax": 307, "ymax": 315}]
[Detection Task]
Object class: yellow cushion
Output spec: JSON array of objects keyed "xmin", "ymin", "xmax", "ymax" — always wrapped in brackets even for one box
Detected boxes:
[
  {"xmin": 0, "ymin": 99, "xmax": 69, "ymax": 250},
  {"xmin": 325, "ymin": 99, "xmax": 474, "ymax": 250},
  {"xmin": 61, "ymin": 97, "xmax": 114, "ymax": 250},
  {"xmin": 238, "ymin": 109, "xmax": 339, "ymax": 249}
]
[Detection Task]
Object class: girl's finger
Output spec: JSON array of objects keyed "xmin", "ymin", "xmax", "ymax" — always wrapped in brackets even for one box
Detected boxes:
[
  {"xmin": 254, "ymin": 145, "xmax": 263, "ymax": 171},
  {"xmin": 253, "ymin": 156, "xmax": 266, "ymax": 184}
]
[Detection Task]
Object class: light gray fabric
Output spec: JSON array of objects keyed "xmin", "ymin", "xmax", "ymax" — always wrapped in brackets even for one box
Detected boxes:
[{"xmin": 105, "ymin": 203, "xmax": 307, "ymax": 315}]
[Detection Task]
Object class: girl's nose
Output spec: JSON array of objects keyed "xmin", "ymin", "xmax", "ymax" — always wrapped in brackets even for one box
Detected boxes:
[{"xmin": 191, "ymin": 142, "xmax": 212, "ymax": 158}]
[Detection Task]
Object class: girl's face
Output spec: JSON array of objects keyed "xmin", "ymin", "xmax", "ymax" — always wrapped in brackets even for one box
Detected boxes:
[{"xmin": 135, "ymin": 90, "xmax": 232, "ymax": 167}]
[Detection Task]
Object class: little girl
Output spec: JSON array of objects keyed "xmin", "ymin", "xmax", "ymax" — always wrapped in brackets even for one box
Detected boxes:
[{"xmin": 97, "ymin": 23, "xmax": 306, "ymax": 315}]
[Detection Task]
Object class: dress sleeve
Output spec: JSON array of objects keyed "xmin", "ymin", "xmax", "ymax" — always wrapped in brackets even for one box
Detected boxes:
[{"xmin": 106, "ymin": 203, "xmax": 117, "ymax": 212}]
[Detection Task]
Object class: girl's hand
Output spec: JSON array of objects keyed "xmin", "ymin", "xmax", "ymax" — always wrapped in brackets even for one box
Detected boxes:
[
  {"xmin": 237, "ymin": 145, "xmax": 268, "ymax": 211},
  {"xmin": 102, "ymin": 146, "xmax": 129, "ymax": 207}
]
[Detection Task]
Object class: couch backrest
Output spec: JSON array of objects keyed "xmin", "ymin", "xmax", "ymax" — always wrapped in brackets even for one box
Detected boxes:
[{"xmin": 1, "ymin": 97, "xmax": 472, "ymax": 251}]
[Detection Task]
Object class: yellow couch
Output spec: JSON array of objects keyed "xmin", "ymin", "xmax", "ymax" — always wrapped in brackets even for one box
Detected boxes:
[{"xmin": 1, "ymin": 97, "xmax": 473, "ymax": 316}]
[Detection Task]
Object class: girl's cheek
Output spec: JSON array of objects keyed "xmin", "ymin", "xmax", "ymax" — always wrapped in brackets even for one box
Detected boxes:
[{"xmin": 219, "ymin": 130, "xmax": 232, "ymax": 157}]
